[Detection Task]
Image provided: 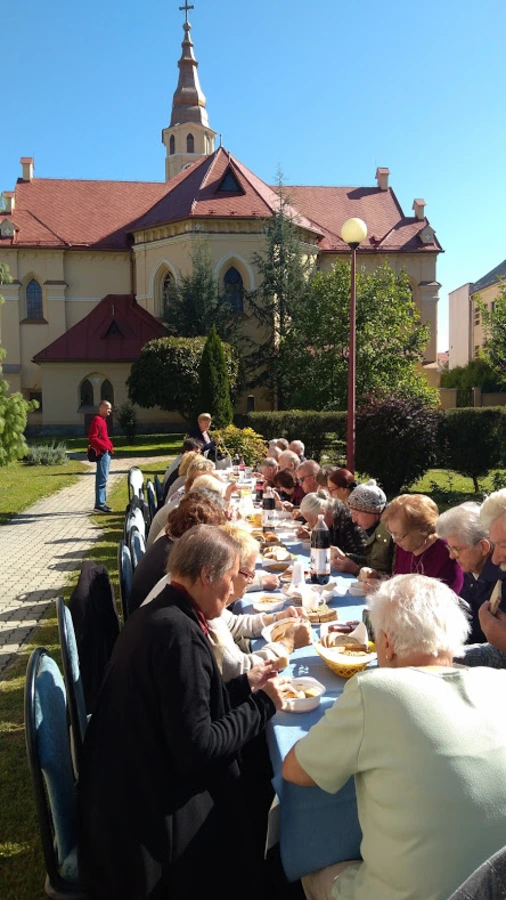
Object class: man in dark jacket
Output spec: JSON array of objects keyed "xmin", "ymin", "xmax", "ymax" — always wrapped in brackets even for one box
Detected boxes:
[
  {"xmin": 78, "ymin": 525, "xmax": 283, "ymax": 900},
  {"xmin": 88, "ymin": 400, "xmax": 114, "ymax": 513}
]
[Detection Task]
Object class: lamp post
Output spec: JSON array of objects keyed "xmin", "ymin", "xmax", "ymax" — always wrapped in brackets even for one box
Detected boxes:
[{"xmin": 341, "ymin": 217, "xmax": 368, "ymax": 474}]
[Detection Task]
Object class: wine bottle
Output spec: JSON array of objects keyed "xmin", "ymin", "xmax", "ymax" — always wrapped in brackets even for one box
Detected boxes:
[
  {"xmin": 262, "ymin": 486, "xmax": 276, "ymax": 530},
  {"xmin": 310, "ymin": 514, "xmax": 331, "ymax": 585}
]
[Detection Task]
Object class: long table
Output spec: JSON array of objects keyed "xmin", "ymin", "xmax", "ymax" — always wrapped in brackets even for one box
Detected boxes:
[{"xmin": 237, "ymin": 532, "xmax": 367, "ymax": 882}]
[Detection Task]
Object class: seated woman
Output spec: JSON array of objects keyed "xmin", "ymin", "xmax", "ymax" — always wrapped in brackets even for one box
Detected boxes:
[
  {"xmin": 383, "ymin": 494, "xmax": 463, "ymax": 593},
  {"xmin": 162, "ymin": 438, "xmax": 202, "ymax": 500},
  {"xmin": 297, "ymin": 490, "xmax": 367, "ymax": 560},
  {"xmin": 273, "ymin": 468, "xmax": 305, "ymax": 508},
  {"xmin": 326, "ymin": 467, "xmax": 358, "ymax": 504},
  {"xmin": 328, "ymin": 480, "xmax": 393, "ymax": 576},
  {"xmin": 437, "ymin": 501, "xmax": 506, "ymax": 643},
  {"xmin": 78, "ymin": 526, "xmax": 284, "ymax": 900},
  {"xmin": 165, "ymin": 449, "xmax": 202, "ymax": 501},
  {"xmin": 207, "ymin": 526, "xmax": 312, "ymax": 681},
  {"xmin": 129, "ymin": 492, "xmax": 227, "ymax": 613},
  {"xmin": 187, "ymin": 412, "xmax": 216, "ymax": 455},
  {"xmin": 147, "ymin": 457, "xmax": 219, "ymax": 547},
  {"xmin": 283, "ymin": 574, "xmax": 506, "ymax": 900}
]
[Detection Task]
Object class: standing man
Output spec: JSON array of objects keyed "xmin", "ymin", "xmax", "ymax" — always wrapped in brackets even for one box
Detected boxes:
[{"xmin": 88, "ymin": 401, "xmax": 114, "ymax": 513}]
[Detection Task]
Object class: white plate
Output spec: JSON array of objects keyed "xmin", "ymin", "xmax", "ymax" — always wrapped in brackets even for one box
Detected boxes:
[
  {"xmin": 252, "ymin": 596, "xmax": 286, "ymax": 613},
  {"xmin": 349, "ymin": 581, "xmax": 366, "ymax": 596},
  {"xmin": 281, "ymin": 676, "xmax": 326, "ymax": 713}
]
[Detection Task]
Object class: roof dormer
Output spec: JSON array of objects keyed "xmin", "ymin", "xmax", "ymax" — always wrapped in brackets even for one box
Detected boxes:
[
  {"xmin": 0, "ymin": 218, "xmax": 17, "ymax": 238},
  {"xmin": 419, "ymin": 224, "xmax": 436, "ymax": 245}
]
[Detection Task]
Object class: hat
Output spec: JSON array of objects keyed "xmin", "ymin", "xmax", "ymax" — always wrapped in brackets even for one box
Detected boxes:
[{"xmin": 348, "ymin": 479, "xmax": 386, "ymax": 514}]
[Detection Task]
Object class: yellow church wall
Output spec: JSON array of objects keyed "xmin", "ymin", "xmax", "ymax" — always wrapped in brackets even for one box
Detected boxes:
[
  {"xmin": 63, "ymin": 251, "xmax": 131, "ymax": 304},
  {"xmin": 472, "ymin": 281, "xmax": 501, "ymax": 358}
]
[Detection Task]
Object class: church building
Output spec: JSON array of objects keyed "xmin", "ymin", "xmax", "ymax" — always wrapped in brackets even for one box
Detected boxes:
[{"xmin": 0, "ymin": 5, "xmax": 442, "ymax": 434}]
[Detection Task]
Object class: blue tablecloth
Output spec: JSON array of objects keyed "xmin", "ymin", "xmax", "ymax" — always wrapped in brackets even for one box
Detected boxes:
[{"xmin": 237, "ymin": 538, "xmax": 366, "ymax": 881}]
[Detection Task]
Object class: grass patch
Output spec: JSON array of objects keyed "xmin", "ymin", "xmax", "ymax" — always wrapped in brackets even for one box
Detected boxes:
[
  {"xmin": 43, "ymin": 433, "xmax": 186, "ymax": 459},
  {"xmin": 0, "ymin": 457, "xmax": 173, "ymax": 899},
  {"xmin": 0, "ymin": 460, "xmax": 89, "ymax": 526}
]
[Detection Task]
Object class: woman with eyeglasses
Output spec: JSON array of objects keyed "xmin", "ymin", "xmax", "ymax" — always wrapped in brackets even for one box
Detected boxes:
[
  {"xmin": 326, "ymin": 467, "xmax": 358, "ymax": 504},
  {"xmin": 207, "ymin": 525, "xmax": 312, "ymax": 682},
  {"xmin": 382, "ymin": 494, "xmax": 464, "ymax": 593}
]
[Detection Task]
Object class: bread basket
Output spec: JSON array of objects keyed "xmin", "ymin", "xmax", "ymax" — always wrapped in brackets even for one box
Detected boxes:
[{"xmin": 314, "ymin": 641, "xmax": 376, "ymax": 679}]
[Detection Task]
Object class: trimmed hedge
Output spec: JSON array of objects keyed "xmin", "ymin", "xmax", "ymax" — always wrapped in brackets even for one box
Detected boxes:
[
  {"xmin": 246, "ymin": 411, "xmax": 347, "ymax": 462},
  {"xmin": 438, "ymin": 407, "xmax": 504, "ymax": 492}
]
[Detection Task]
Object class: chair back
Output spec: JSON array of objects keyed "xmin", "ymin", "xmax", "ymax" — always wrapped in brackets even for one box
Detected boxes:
[
  {"xmin": 447, "ymin": 845, "xmax": 506, "ymax": 898},
  {"xmin": 146, "ymin": 479, "xmax": 157, "ymax": 525},
  {"xmin": 24, "ymin": 647, "xmax": 86, "ymax": 896},
  {"xmin": 118, "ymin": 540, "xmax": 133, "ymax": 622},
  {"xmin": 154, "ymin": 474, "xmax": 164, "ymax": 509},
  {"xmin": 128, "ymin": 466, "xmax": 144, "ymax": 501},
  {"xmin": 129, "ymin": 528, "xmax": 146, "ymax": 571},
  {"xmin": 56, "ymin": 597, "xmax": 88, "ymax": 773},
  {"xmin": 125, "ymin": 505, "xmax": 146, "ymax": 542}
]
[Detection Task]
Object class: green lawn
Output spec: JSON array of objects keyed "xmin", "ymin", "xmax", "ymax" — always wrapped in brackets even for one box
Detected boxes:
[
  {"xmin": 0, "ymin": 460, "xmax": 89, "ymax": 526},
  {"xmin": 0, "ymin": 461, "xmax": 503, "ymax": 898},
  {"xmin": 57, "ymin": 432, "xmax": 185, "ymax": 459}
]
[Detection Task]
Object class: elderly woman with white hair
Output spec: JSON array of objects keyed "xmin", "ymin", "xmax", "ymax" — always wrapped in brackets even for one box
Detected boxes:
[
  {"xmin": 437, "ymin": 501, "xmax": 506, "ymax": 643},
  {"xmin": 297, "ymin": 490, "xmax": 366, "ymax": 559},
  {"xmin": 283, "ymin": 574, "xmax": 506, "ymax": 900}
]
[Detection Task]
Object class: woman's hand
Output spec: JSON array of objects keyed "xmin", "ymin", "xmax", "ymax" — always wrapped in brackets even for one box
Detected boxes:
[
  {"xmin": 261, "ymin": 573, "xmax": 280, "ymax": 591},
  {"xmin": 283, "ymin": 501, "xmax": 294, "ymax": 511},
  {"xmin": 259, "ymin": 678, "xmax": 285, "ymax": 711},
  {"xmin": 247, "ymin": 661, "xmax": 279, "ymax": 692},
  {"xmin": 296, "ymin": 526, "xmax": 311, "ymax": 540}
]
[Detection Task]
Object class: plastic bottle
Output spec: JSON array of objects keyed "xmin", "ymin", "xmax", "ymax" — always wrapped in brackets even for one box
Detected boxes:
[
  {"xmin": 255, "ymin": 478, "xmax": 264, "ymax": 504},
  {"xmin": 262, "ymin": 485, "xmax": 276, "ymax": 530},
  {"xmin": 310, "ymin": 514, "xmax": 331, "ymax": 585}
]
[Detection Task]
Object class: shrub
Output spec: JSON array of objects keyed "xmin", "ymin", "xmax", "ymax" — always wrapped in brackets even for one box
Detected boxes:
[
  {"xmin": 116, "ymin": 399, "xmax": 138, "ymax": 441},
  {"xmin": 438, "ymin": 407, "xmax": 503, "ymax": 492},
  {"xmin": 24, "ymin": 441, "xmax": 67, "ymax": 466},
  {"xmin": 355, "ymin": 396, "xmax": 441, "ymax": 496},
  {"xmin": 211, "ymin": 425, "xmax": 267, "ymax": 467},
  {"xmin": 246, "ymin": 411, "xmax": 347, "ymax": 462},
  {"xmin": 195, "ymin": 326, "xmax": 233, "ymax": 428}
]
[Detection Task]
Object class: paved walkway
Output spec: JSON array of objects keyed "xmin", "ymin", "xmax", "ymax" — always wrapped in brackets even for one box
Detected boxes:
[{"xmin": 0, "ymin": 455, "xmax": 167, "ymax": 677}]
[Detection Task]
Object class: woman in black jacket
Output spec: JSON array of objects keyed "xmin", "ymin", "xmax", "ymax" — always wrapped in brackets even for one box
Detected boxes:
[
  {"xmin": 297, "ymin": 489, "xmax": 367, "ymax": 560},
  {"xmin": 78, "ymin": 526, "xmax": 283, "ymax": 900}
]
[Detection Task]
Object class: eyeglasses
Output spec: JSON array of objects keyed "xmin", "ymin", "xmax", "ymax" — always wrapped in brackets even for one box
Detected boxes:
[
  {"xmin": 388, "ymin": 531, "xmax": 408, "ymax": 542},
  {"xmin": 298, "ymin": 474, "xmax": 313, "ymax": 484},
  {"xmin": 327, "ymin": 485, "xmax": 341, "ymax": 494},
  {"xmin": 446, "ymin": 545, "xmax": 463, "ymax": 558},
  {"xmin": 238, "ymin": 569, "xmax": 256, "ymax": 583}
]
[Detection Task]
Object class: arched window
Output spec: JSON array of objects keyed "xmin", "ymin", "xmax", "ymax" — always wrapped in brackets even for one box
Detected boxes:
[
  {"xmin": 169, "ymin": 134, "xmax": 175, "ymax": 155},
  {"xmin": 101, "ymin": 379, "xmax": 114, "ymax": 404},
  {"xmin": 186, "ymin": 133, "xmax": 195, "ymax": 154},
  {"xmin": 80, "ymin": 379, "xmax": 94, "ymax": 407},
  {"xmin": 162, "ymin": 272, "xmax": 175, "ymax": 311},
  {"xmin": 223, "ymin": 266, "xmax": 244, "ymax": 314},
  {"xmin": 26, "ymin": 279, "xmax": 43, "ymax": 319}
]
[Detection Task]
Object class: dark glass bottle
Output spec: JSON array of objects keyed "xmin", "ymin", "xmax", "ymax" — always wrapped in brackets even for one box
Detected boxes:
[
  {"xmin": 255, "ymin": 478, "xmax": 264, "ymax": 504},
  {"xmin": 310, "ymin": 514, "xmax": 331, "ymax": 585},
  {"xmin": 262, "ymin": 486, "xmax": 276, "ymax": 530}
]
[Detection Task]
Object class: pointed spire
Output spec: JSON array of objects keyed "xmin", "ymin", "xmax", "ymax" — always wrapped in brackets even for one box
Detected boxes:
[{"xmin": 170, "ymin": 6, "xmax": 210, "ymax": 127}]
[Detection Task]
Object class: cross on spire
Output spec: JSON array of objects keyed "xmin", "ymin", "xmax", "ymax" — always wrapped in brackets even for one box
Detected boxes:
[{"xmin": 179, "ymin": 1, "xmax": 194, "ymax": 24}]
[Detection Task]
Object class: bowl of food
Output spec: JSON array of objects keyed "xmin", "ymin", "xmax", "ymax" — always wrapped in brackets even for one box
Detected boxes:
[
  {"xmin": 315, "ymin": 623, "xmax": 376, "ymax": 679},
  {"xmin": 251, "ymin": 595, "xmax": 286, "ymax": 613},
  {"xmin": 280, "ymin": 677, "xmax": 326, "ymax": 713}
]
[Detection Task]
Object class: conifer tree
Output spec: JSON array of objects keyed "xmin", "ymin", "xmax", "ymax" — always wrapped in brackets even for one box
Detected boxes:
[{"xmin": 195, "ymin": 326, "xmax": 234, "ymax": 428}]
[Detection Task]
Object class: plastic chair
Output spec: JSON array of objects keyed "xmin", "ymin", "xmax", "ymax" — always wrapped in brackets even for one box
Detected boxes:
[
  {"xmin": 124, "ymin": 505, "xmax": 146, "ymax": 542},
  {"xmin": 127, "ymin": 466, "xmax": 144, "ymax": 502},
  {"xmin": 146, "ymin": 479, "xmax": 157, "ymax": 526},
  {"xmin": 56, "ymin": 598, "xmax": 88, "ymax": 776},
  {"xmin": 118, "ymin": 540, "xmax": 133, "ymax": 622},
  {"xmin": 154, "ymin": 474, "xmax": 164, "ymax": 510},
  {"xmin": 24, "ymin": 647, "xmax": 88, "ymax": 898},
  {"xmin": 129, "ymin": 527, "xmax": 146, "ymax": 571}
]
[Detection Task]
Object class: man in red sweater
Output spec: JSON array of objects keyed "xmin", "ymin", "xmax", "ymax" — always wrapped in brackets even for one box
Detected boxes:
[{"xmin": 88, "ymin": 401, "xmax": 114, "ymax": 513}]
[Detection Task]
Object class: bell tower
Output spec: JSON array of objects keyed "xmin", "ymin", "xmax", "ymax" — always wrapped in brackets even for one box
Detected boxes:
[{"xmin": 162, "ymin": 3, "xmax": 216, "ymax": 181}]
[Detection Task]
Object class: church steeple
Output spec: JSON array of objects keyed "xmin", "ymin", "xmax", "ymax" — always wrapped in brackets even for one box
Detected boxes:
[{"xmin": 162, "ymin": 3, "xmax": 216, "ymax": 181}]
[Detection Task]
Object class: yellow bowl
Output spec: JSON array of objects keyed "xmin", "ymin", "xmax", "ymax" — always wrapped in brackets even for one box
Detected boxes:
[{"xmin": 314, "ymin": 641, "xmax": 376, "ymax": 679}]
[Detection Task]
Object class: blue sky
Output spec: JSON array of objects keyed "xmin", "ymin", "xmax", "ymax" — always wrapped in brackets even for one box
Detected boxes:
[{"xmin": 2, "ymin": 0, "xmax": 506, "ymax": 351}]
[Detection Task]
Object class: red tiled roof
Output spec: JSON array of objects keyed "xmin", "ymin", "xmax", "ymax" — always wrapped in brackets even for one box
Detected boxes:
[
  {"xmin": 33, "ymin": 294, "xmax": 166, "ymax": 363},
  {"xmin": 0, "ymin": 148, "xmax": 441, "ymax": 253}
]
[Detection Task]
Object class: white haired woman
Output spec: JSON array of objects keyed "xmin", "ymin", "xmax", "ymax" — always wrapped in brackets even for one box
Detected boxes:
[
  {"xmin": 297, "ymin": 490, "xmax": 367, "ymax": 559},
  {"xmin": 437, "ymin": 501, "xmax": 506, "ymax": 643},
  {"xmin": 207, "ymin": 526, "xmax": 311, "ymax": 681},
  {"xmin": 283, "ymin": 574, "xmax": 506, "ymax": 900}
]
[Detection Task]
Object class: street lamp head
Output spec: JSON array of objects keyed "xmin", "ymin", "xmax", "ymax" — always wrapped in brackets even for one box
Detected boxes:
[{"xmin": 341, "ymin": 217, "xmax": 368, "ymax": 248}]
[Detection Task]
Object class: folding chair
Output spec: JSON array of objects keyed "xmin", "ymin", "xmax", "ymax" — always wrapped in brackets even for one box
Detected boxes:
[
  {"xmin": 124, "ymin": 505, "xmax": 146, "ymax": 543},
  {"xmin": 127, "ymin": 466, "xmax": 144, "ymax": 502},
  {"xmin": 129, "ymin": 527, "xmax": 146, "ymax": 571},
  {"xmin": 24, "ymin": 647, "xmax": 88, "ymax": 898},
  {"xmin": 118, "ymin": 540, "xmax": 133, "ymax": 622},
  {"xmin": 154, "ymin": 474, "xmax": 164, "ymax": 510},
  {"xmin": 56, "ymin": 598, "xmax": 88, "ymax": 776},
  {"xmin": 146, "ymin": 479, "xmax": 157, "ymax": 526}
]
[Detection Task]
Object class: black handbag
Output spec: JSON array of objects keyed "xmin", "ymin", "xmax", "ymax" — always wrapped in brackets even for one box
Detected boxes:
[{"xmin": 87, "ymin": 446, "xmax": 97, "ymax": 463}]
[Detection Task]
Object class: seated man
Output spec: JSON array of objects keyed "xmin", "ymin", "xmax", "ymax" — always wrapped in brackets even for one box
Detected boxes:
[
  {"xmin": 289, "ymin": 440, "xmax": 306, "ymax": 462},
  {"xmin": 278, "ymin": 449, "xmax": 301, "ymax": 473},
  {"xmin": 188, "ymin": 412, "xmax": 216, "ymax": 455},
  {"xmin": 258, "ymin": 457, "xmax": 279, "ymax": 488},
  {"xmin": 283, "ymin": 575, "xmax": 506, "ymax": 900},
  {"xmin": 331, "ymin": 479, "xmax": 393, "ymax": 577}
]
